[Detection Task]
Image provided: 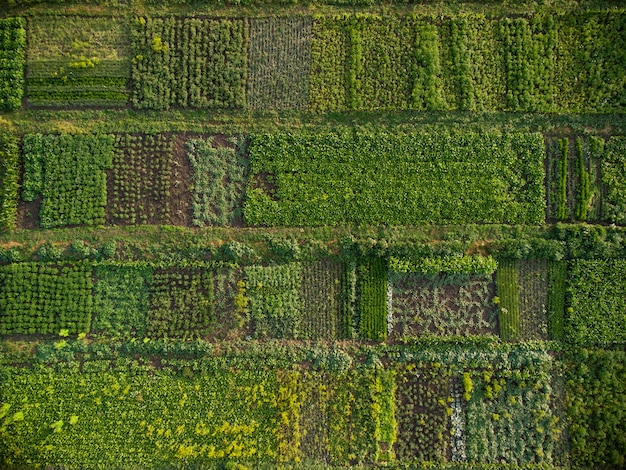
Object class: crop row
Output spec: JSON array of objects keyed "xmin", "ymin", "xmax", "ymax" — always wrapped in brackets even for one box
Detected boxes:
[{"xmin": 0, "ymin": 12, "xmax": 623, "ymax": 111}]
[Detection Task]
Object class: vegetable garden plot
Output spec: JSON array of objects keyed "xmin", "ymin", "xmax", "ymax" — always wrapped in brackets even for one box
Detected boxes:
[
  {"xmin": 131, "ymin": 17, "xmax": 247, "ymax": 110},
  {"xmin": 464, "ymin": 366, "xmax": 562, "ymax": 465},
  {"xmin": 245, "ymin": 132, "xmax": 545, "ymax": 226},
  {"xmin": 27, "ymin": 16, "xmax": 130, "ymax": 107},
  {"xmin": 0, "ymin": 365, "xmax": 291, "ymax": 467},
  {"xmin": 247, "ymin": 17, "xmax": 312, "ymax": 110},
  {"xmin": 566, "ymin": 259, "xmax": 626, "ymax": 345},
  {"xmin": 394, "ymin": 364, "xmax": 451, "ymax": 463},
  {"xmin": 187, "ymin": 137, "xmax": 246, "ymax": 227},
  {"xmin": 601, "ymin": 136, "xmax": 626, "ymax": 225},
  {"xmin": 0, "ymin": 261, "xmax": 93, "ymax": 335},
  {"xmin": 93, "ymin": 263, "xmax": 152, "ymax": 339},
  {"xmin": 108, "ymin": 133, "xmax": 174, "ymax": 225},
  {"xmin": 0, "ymin": 18, "xmax": 26, "ymax": 111},
  {"xmin": 517, "ymin": 259, "xmax": 548, "ymax": 341},
  {"xmin": 389, "ymin": 273, "xmax": 498, "ymax": 339},
  {"xmin": 21, "ymin": 133, "xmax": 115, "ymax": 228},
  {"xmin": 0, "ymin": 130, "xmax": 19, "ymax": 231},
  {"xmin": 357, "ymin": 258, "xmax": 387, "ymax": 341},
  {"xmin": 245, "ymin": 263, "xmax": 302, "ymax": 339},
  {"xmin": 147, "ymin": 267, "xmax": 215, "ymax": 339},
  {"xmin": 299, "ymin": 259, "xmax": 345, "ymax": 340},
  {"xmin": 496, "ymin": 260, "xmax": 520, "ymax": 341}
]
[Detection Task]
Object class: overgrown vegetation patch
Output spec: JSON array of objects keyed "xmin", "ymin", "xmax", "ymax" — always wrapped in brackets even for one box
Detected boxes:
[{"xmin": 0, "ymin": 17, "xmax": 25, "ymax": 111}]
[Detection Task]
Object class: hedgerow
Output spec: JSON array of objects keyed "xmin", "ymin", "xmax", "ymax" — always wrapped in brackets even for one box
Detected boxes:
[
  {"xmin": 22, "ymin": 133, "xmax": 115, "ymax": 228},
  {"xmin": 131, "ymin": 17, "xmax": 247, "ymax": 110},
  {"xmin": 0, "ymin": 17, "xmax": 25, "ymax": 111},
  {"xmin": 245, "ymin": 131, "xmax": 545, "ymax": 226},
  {"xmin": 566, "ymin": 259, "xmax": 626, "ymax": 345},
  {"xmin": 0, "ymin": 261, "xmax": 93, "ymax": 335}
]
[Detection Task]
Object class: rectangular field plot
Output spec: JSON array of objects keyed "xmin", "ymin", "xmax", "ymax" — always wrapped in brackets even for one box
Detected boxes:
[
  {"xmin": 389, "ymin": 273, "xmax": 498, "ymax": 339},
  {"xmin": 248, "ymin": 17, "xmax": 312, "ymax": 110},
  {"xmin": 0, "ymin": 262, "xmax": 93, "ymax": 335},
  {"xmin": 131, "ymin": 17, "xmax": 247, "ymax": 110},
  {"xmin": 0, "ymin": 18, "xmax": 26, "ymax": 111},
  {"xmin": 517, "ymin": 259, "xmax": 548, "ymax": 340},
  {"xmin": 567, "ymin": 259, "xmax": 626, "ymax": 345},
  {"xmin": 244, "ymin": 132, "xmax": 545, "ymax": 226},
  {"xmin": 27, "ymin": 16, "xmax": 130, "ymax": 107},
  {"xmin": 108, "ymin": 133, "xmax": 174, "ymax": 225},
  {"xmin": 21, "ymin": 133, "xmax": 114, "ymax": 228}
]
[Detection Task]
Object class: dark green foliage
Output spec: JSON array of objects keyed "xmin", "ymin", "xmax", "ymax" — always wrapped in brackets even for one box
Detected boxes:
[
  {"xmin": 601, "ymin": 136, "xmax": 626, "ymax": 224},
  {"xmin": 0, "ymin": 17, "xmax": 25, "ymax": 111},
  {"xmin": 556, "ymin": 138, "xmax": 569, "ymax": 221},
  {"xmin": 247, "ymin": 17, "xmax": 312, "ymax": 110},
  {"xmin": 0, "ymin": 261, "xmax": 93, "ymax": 335},
  {"xmin": 93, "ymin": 263, "xmax": 152, "ymax": 338},
  {"xmin": 575, "ymin": 138, "xmax": 591, "ymax": 221},
  {"xmin": 245, "ymin": 263, "xmax": 302, "ymax": 339},
  {"xmin": 21, "ymin": 133, "xmax": 115, "ymax": 228},
  {"xmin": 147, "ymin": 267, "xmax": 215, "ymax": 339},
  {"xmin": 547, "ymin": 260, "xmax": 566, "ymax": 341},
  {"xmin": 187, "ymin": 138, "xmax": 246, "ymax": 227},
  {"xmin": 566, "ymin": 349, "xmax": 626, "ymax": 469},
  {"xmin": 0, "ymin": 131, "xmax": 19, "ymax": 231},
  {"xmin": 567, "ymin": 259, "xmax": 626, "ymax": 345},
  {"xmin": 389, "ymin": 255, "xmax": 497, "ymax": 275},
  {"xmin": 27, "ymin": 17, "xmax": 130, "ymax": 107},
  {"xmin": 109, "ymin": 133, "xmax": 173, "ymax": 225},
  {"xmin": 357, "ymin": 258, "xmax": 387, "ymax": 341},
  {"xmin": 131, "ymin": 17, "xmax": 247, "ymax": 110},
  {"xmin": 245, "ymin": 132, "xmax": 545, "ymax": 226},
  {"xmin": 496, "ymin": 260, "xmax": 519, "ymax": 340}
]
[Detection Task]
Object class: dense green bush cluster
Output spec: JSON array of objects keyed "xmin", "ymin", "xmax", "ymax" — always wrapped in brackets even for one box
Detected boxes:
[
  {"xmin": 22, "ymin": 133, "xmax": 115, "ymax": 228},
  {"xmin": 27, "ymin": 17, "xmax": 130, "ymax": 107},
  {"xmin": 567, "ymin": 349, "xmax": 626, "ymax": 468},
  {"xmin": 187, "ymin": 138, "xmax": 246, "ymax": 226},
  {"xmin": 0, "ymin": 17, "xmax": 25, "ymax": 111},
  {"xmin": 110, "ymin": 133, "xmax": 174, "ymax": 225},
  {"xmin": 131, "ymin": 17, "xmax": 247, "ymax": 110},
  {"xmin": 567, "ymin": 259, "xmax": 626, "ymax": 345},
  {"xmin": 0, "ymin": 261, "xmax": 93, "ymax": 335},
  {"xmin": 0, "ymin": 131, "xmax": 19, "ymax": 231},
  {"xmin": 601, "ymin": 136, "xmax": 626, "ymax": 224},
  {"xmin": 245, "ymin": 131, "xmax": 545, "ymax": 226}
]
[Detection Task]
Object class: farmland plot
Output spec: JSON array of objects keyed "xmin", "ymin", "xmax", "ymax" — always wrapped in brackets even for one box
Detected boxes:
[
  {"xmin": 27, "ymin": 16, "xmax": 130, "ymax": 107},
  {"xmin": 248, "ymin": 17, "xmax": 312, "ymax": 110},
  {"xmin": 0, "ymin": 18, "xmax": 26, "ymax": 111},
  {"xmin": 517, "ymin": 259, "xmax": 549, "ymax": 341},
  {"xmin": 389, "ymin": 273, "xmax": 498, "ymax": 339},
  {"xmin": 131, "ymin": 17, "xmax": 247, "ymax": 110}
]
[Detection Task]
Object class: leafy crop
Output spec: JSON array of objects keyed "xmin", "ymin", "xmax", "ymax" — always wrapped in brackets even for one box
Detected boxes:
[
  {"xmin": 22, "ymin": 133, "xmax": 114, "ymax": 228},
  {"xmin": 248, "ymin": 17, "xmax": 312, "ymax": 110},
  {"xmin": 567, "ymin": 259, "xmax": 626, "ymax": 345},
  {"xmin": 389, "ymin": 255, "xmax": 497, "ymax": 275},
  {"xmin": 357, "ymin": 258, "xmax": 387, "ymax": 341},
  {"xmin": 601, "ymin": 136, "xmax": 626, "ymax": 224},
  {"xmin": 109, "ymin": 133, "xmax": 174, "ymax": 225},
  {"xmin": 27, "ymin": 17, "xmax": 129, "ymax": 107},
  {"xmin": 547, "ymin": 260, "xmax": 566, "ymax": 341},
  {"xmin": 147, "ymin": 267, "xmax": 215, "ymax": 339},
  {"xmin": 245, "ymin": 263, "xmax": 302, "ymax": 339},
  {"xmin": 566, "ymin": 349, "xmax": 626, "ymax": 468},
  {"xmin": 0, "ymin": 18, "xmax": 26, "ymax": 111},
  {"xmin": 131, "ymin": 17, "xmax": 247, "ymax": 110},
  {"xmin": 496, "ymin": 260, "xmax": 520, "ymax": 341},
  {"xmin": 389, "ymin": 273, "xmax": 497, "ymax": 338},
  {"xmin": 245, "ymin": 131, "xmax": 545, "ymax": 226},
  {"xmin": 187, "ymin": 137, "xmax": 246, "ymax": 227},
  {"xmin": 0, "ymin": 131, "xmax": 19, "ymax": 231},
  {"xmin": 0, "ymin": 261, "xmax": 93, "ymax": 335}
]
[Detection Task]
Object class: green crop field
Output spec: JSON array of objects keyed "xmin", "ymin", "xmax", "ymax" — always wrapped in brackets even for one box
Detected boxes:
[{"xmin": 0, "ymin": 1, "xmax": 625, "ymax": 469}]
